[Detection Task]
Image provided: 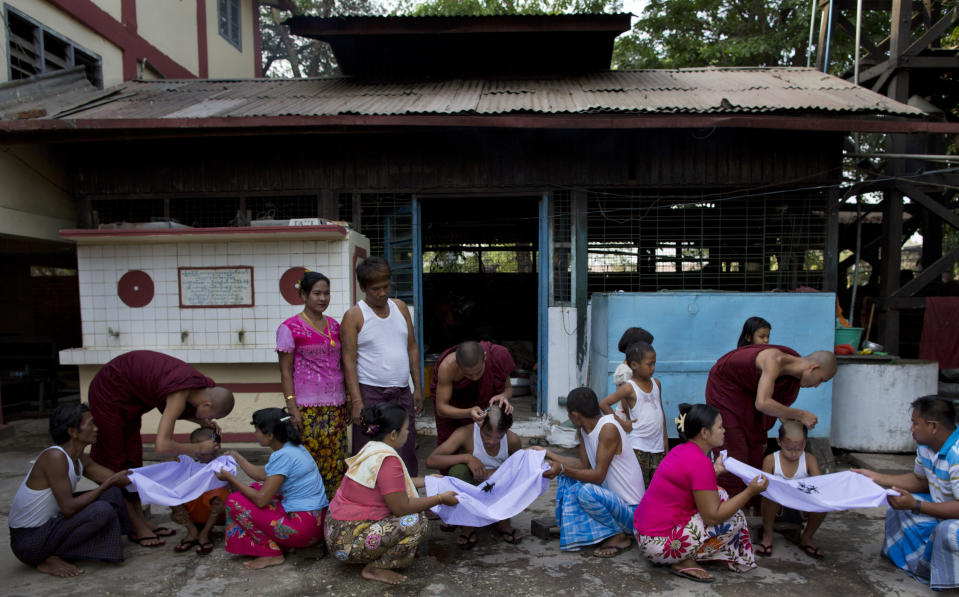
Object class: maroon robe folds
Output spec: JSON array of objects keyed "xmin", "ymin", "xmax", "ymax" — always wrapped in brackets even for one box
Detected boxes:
[
  {"xmin": 430, "ymin": 342, "xmax": 516, "ymax": 446},
  {"xmin": 89, "ymin": 350, "xmax": 214, "ymax": 471},
  {"xmin": 705, "ymin": 344, "xmax": 800, "ymax": 497}
]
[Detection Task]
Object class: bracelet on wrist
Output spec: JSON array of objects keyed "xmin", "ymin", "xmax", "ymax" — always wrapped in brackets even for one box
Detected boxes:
[
  {"xmin": 284, "ymin": 394, "xmax": 295, "ymax": 402},
  {"xmin": 560, "ymin": 463, "xmax": 566, "ymax": 476}
]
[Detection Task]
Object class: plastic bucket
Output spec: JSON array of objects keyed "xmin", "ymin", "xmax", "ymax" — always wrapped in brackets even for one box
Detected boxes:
[{"xmin": 834, "ymin": 327, "xmax": 863, "ymax": 348}]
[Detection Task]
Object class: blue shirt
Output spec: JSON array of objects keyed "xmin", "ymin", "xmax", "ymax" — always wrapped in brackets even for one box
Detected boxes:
[
  {"xmin": 265, "ymin": 443, "xmax": 328, "ymax": 512},
  {"xmin": 914, "ymin": 427, "xmax": 959, "ymax": 503}
]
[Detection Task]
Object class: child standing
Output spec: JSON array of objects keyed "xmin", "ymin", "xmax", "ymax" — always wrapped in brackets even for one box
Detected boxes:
[
  {"xmin": 170, "ymin": 427, "xmax": 229, "ymax": 555},
  {"xmin": 756, "ymin": 420, "xmax": 826, "ymax": 559},
  {"xmin": 600, "ymin": 342, "xmax": 667, "ymax": 487},
  {"xmin": 736, "ymin": 317, "xmax": 771, "ymax": 348}
]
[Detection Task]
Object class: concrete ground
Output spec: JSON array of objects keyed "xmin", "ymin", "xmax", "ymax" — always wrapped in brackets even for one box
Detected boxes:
[{"xmin": 0, "ymin": 418, "xmax": 946, "ymax": 597}]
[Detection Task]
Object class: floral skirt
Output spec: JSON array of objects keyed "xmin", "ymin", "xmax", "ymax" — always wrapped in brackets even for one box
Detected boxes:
[
  {"xmin": 300, "ymin": 404, "xmax": 349, "ymax": 501},
  {"xmin": 325, "ymin": 513, "xmax": 426, "ymax": 570},
  {"xmin": 637, "ymin": 491, "xmax": 756, "ymax": 573},
  {"xmin": 224, "ymin": 484, "xmax": 325, "ymax": 557}
]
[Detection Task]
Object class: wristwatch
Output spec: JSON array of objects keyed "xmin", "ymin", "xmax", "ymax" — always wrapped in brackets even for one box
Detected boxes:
[{"xmin": 912, "ymin": 502, "xmax": 922, "ymax": 516}]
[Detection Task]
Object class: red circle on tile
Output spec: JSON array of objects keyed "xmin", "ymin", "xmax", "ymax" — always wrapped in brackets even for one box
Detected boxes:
[
  {"xmin": 280, "ymin": 267, "xmax": 307, "ymax": 305},
  {"xmin": 117, "ymin": 270, "xmax": 154, "ymax": 308}
]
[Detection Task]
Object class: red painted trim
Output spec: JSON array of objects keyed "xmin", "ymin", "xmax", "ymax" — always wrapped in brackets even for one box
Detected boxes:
[
  {"xmin": 253, "ymin": 0, "xmax": 263, "ymax": 77},
  {"xmin": 143, "ymin": 432, "xmax": 259, "ymax": 443},
  {"xmin": 351, "ymin": 246, "xmax": 367, "ymax": 306},
  {"xmin": 220, "ymin": 382, "xmax": 283, "ymax": 393},
  {"xmin": 5, "ymin": 114, "xmax": 952, "ymax": 136},
  {"xmin": 197, "ymin": 0, "xmax": 209, "ymax": 78},
  {"xmin": 46, "ymin": 0, "xmax": 196, "ymax": 79},
  {"xmin": 178, "ymin": 266, "xmax": 254, "ymax": 308},
  {"xmin": 60, "ymin": 224, "xmax": 349, "ymax": 239}
]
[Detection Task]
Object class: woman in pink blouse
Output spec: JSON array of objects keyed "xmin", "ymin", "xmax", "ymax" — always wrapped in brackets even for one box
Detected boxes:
[
  {"xmin": 277, "ymin": 271, "xmax": 347, "ymax": 500},
  {"xmin": 633, "ymin": 403, "xmax": 768, "ymax": 583}
]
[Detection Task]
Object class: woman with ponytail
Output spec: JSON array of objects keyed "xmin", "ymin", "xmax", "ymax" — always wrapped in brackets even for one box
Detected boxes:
[
  {"xmin": 326, "ymin": 403, "xmax": 458, "ymax": 585},
  {"xmin": 216, "ymin": 408, "xmax": 327, "ymax": 570},
  {"xmin": 633, "ymin": 403, "xmax": 768, "ymax": 583}
]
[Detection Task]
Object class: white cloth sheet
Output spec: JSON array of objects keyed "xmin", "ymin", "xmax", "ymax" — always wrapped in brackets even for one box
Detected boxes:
[
  {"xmin": 425, "ymin": 449, "xmax": 550, "ymax": 526},
  {"xmin": 126, "ymin": 455, "xmax": 236, "ymax": 507},
  {"xmin": 722, "ymin": 452, "xmax": 897, "ymax": 512}
]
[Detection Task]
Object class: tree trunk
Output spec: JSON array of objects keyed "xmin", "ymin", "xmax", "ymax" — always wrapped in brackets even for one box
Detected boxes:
[{"xmin": 272, "ymin": 7, "xmax": 303, "ymax": 78}]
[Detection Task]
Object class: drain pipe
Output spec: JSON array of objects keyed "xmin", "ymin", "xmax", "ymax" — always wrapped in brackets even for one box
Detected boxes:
[
  {"xmin": 807, "ymin": 0, "xmax": 818, "ymax": 67},
  {"xmin": 823, "ymin": 0, "xmax": 835, "ymax": 71},
  {"xmin": 848, "ymin": 194, "xmax": 863, "ymax": 328}
]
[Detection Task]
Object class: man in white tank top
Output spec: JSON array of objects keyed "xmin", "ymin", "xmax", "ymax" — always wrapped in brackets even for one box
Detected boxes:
[
  {"xmin": 757, "ymin": 420, "xmax": 826, "ymax": 559},
  {"xmin": 341, "ymin": 256, "xmax": 424, "ymax": 475},
  {"xmin": 538, "ymin": 387, "xmax": 645, "ymax": 556}
]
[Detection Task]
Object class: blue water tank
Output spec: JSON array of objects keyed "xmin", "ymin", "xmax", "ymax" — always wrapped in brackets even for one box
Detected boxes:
[{"xmin": 588, "ymin": 291, "xmax": 836, "ymax": 438}]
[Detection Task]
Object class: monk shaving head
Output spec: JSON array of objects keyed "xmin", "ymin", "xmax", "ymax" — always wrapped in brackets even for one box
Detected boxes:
[
  {"xmin": 479, "ymin": 404, "xmax": 513, "ymax": 449},
  {"xmin": 798, "ymin": 351, "xmax": 837, "ymax": 388},
  {"xmin": 777, "ymin": 420, "xmax": 808, "ymax": 463},
  {"xmin": 190, "ymin": 427, "xmax": 221, "ymax": 463},
  {"xmin": 456, "ymin": 341, "xmax": 486, "ymax": 381},
  {"xmin": 565, "ymin": 387, "xmax": 602, "ymax": 428},
  {"xmin": 189, "ymin": 386, "xmax": 235, "ymax": 421}
]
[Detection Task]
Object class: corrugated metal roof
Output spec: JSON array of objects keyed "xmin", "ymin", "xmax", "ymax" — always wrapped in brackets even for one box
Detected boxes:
[{"xmin": 37, "ymin": 67, "xmax": 923, "ymax": 121}]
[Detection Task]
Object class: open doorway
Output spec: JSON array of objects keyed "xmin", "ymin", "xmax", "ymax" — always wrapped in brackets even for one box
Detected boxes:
[{"xmin": 419, "ymin": 196, "xmax": 540, "ymax": 416}]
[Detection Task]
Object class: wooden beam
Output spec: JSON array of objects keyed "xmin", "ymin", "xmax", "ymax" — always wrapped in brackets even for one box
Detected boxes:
[
  {"xmin": 835, "ymin": 14, "xmax": 883, "ymax": 58},
  {"xmin": 572, "ymin": 189, "xmax": 588, "ymax": 369},
  {"xmin": 904, "ymin": 6, "xmax": 958, "ymax": 56},
  {"xmin": 892, "ymin": 245, "xmax": 959, "ymax": 296},
  {"xmin": 897, "ymin": 180, "xmax": 959, "ymax": 231},
  {"xmin": 825, "ymin": 186, "xmax": 840, "ymax": 291},
  {"xmin": 879, "ymin": 182, "xmax": 904, "ymax": 350},
  {"xmin": 877, "ymin": 296, "xmax": 926, "ymax": 309}
]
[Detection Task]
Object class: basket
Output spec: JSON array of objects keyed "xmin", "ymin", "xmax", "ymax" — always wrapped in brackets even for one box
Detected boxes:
[{"xmin": 834, "ymin": 327, "xmax": 863, "ymax": 348}]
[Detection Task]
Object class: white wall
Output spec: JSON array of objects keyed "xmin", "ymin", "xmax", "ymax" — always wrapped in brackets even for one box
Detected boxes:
[{"xmin": 546, "ymin": 305, "xmax": 588, "ymax": 423}]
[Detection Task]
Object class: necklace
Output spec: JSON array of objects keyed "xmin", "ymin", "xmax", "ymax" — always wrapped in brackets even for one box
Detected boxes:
[{"xmin": 300, "ymin": 311, "xmax": 335, "ymax": 347}]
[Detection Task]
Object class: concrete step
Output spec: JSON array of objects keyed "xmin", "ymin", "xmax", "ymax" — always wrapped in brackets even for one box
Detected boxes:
[{"xmin": 844, "ymin": 451, "xmax": 914, "ymax": 474}]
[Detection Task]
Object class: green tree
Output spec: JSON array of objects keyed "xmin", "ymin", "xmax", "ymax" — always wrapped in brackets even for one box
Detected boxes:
[
  {"xmin": 260, "ymin": 0, "xmax": 380, "ymax": 77},
  {"xmin": 395, "ymin": 0, "xmax": 622, "ymax": 17}
]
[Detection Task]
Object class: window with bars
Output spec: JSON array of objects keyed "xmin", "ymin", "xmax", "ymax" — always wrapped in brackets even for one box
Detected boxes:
[
  {"xmin": 217, "ymin": 0, "xmax": 242, "ymax": 50},
  {"xmin": 5, "ymin": 5, "xmax": 102, "ymax": 87},
  {"xmin": 586, "ymin": 190, "xmax": 827, "ymax": 293}
]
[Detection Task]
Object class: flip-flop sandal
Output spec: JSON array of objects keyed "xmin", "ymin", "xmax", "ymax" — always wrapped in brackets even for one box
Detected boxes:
[
  {"xmin": 800, "ymin": 544, "xmax": 824, "ymax": 560},
  {"xmin": 173, "ymin": 538, "xmax": 199, "ymax": 553},
  {"xmin": 130, "ymin": 534, "xmax": 165, "ymax": 548},
  {"xmin": 152, "ymin": 526, "xmax": 177, "ymax": 537},
  {"xmin": 457, "ymin": 530, "xmax": 478, "ymax": 550},
  {"xmin": 592, "ymin": 542, "xmax": 631, "ymax": 558},
  {"xmin": 755, "ymin": 543, "xmax": 773, "ymax": 557},
  {"xmin": 669, "ymin": 567, "xmax": 715, "ymax": 583},
  {"xmin": 196, "ymin": 542, "xmax": 215, "ymax": 556},
  {"xmin": 497, "ymin": 528, "xmax": 522, "ymax": 545}
]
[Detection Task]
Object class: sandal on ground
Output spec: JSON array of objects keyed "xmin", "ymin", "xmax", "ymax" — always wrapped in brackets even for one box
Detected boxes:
[
  {"xmin": 800, "ymin": 543, "xmax": 824, "ymax": 560},
  {"xmin": 173, "ymin": 538, "xmax": 199, "ymax": 553},
  {"xmin": 457, "ymin": 530, "xmax": 478, "ymax": 550},
  {"xmin": 152, "ymin": 526, "xmax": 177, "ymax": 537},
  {"xmin": 496, "ymin": 528, "xmax": 522, "ymax": 545},
  {"xmin": 196, "ymin": 542, "xmax": 215, "ymax": 556},
  {"xmin": 755, "ymin": 543, "xmax": 773, "ymax": 557},
  {"xmin": 669, "ymin": 567, "xmax": 715, "ymax": 583},
  {"xmin": 130, "ymin": 534, "xmax": 165, "ymax": 548},
  {"xmin": 592, "ymin": 540, "xmax": 631, "ymax": 558}
]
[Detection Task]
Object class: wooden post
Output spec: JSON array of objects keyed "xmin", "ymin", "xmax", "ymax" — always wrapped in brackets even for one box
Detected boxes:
[
  {"xmin": 572, "ymin": 189, "xmax": 588, "ymax": 369},
  {"xmin": 824, "ymin": 186, "xmax": 840, "ymax": 292}
]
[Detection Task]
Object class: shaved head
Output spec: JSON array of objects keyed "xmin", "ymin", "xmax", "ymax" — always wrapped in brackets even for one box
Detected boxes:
[
  {"xmin": 455, "ymin": 341, "xmax": 484, "ymax": 369},
  {"xmin": 805, "ymin": 350, "xmax": 837, "ymax": 377},
  {"xmin": 206, "ymin": 386, "xmax": 234, "ymax": 418},
  {"xmin": 779, "ymin": 420, "xmax": 807, "ymax": 441}
]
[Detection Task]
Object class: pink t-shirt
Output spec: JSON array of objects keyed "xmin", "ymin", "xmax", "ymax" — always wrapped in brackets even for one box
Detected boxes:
[
  {"xmin": 276, "ymin": 315, "xmax": 346, "ymax": 407},
  {"xmin": 634, "ymin": 442, "xmax": 718, "ymax": 537},
  {"xmin": 328, "ymin": 456, "xmax": 407, "ymax": 521}
]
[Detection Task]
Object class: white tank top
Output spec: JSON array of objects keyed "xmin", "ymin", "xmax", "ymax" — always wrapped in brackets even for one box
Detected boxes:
[
  {"xmin": 773, "ymin": 451, "xmax": 808, "ymax": 479},
  {"xmin": 9, "ymin": 446, "xmax": 82, "ymax": 529},
  {"xmin": 356, "ymin": 299, "xmax": 411, "ymax": 388},
  {"xmin": 581, "ymin": 414, "xmax": 646, "ymax": 505},
  {"xmin": 623, "ymin": 379, "xmax": 665, "ymax": 453},
  {"xmin": 471, "ymin": 423, "xmax": 509, "ymax": 469}
]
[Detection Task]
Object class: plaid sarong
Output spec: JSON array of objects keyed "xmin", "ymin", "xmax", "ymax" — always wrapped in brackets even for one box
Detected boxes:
[
  {"xmin": 555, "ymin": 475, "xmax": 636, "ymax": 551},
  {"xmin": 883, "ymin": 493, "xmax": 959, "ymax": 590}
]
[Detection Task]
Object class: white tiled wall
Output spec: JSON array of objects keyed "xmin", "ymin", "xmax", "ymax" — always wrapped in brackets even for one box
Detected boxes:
[{"xmin": 62, "ymin": 232, "xmax": 368, "ymax": 365}]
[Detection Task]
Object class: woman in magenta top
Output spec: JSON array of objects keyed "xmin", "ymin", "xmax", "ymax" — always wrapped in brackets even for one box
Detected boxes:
[
  {"xmin": 277, "ymin": 271, "xmax": 347, "ymax": 500},
  {"xmin": 634, "ymin": 403, "xmax": 768, "ymax": 584}
]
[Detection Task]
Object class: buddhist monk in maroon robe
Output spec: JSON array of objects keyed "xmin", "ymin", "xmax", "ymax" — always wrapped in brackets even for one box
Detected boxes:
[
  {"xmin": 88, "ymin": 350, "xmax": 234, "ymax": 546},
  {"xmin": 431, "ymin": 341, "xmax": 516, "ymax": 447},
  {"xmin": 705, "ymin": 344, "xmax": 836, "ymax": 500}
]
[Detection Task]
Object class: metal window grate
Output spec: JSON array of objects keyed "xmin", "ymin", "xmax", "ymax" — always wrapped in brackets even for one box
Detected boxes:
[
  {"xmin": 5, "ymin": 6, "xmax": 103, "ymax": 88},
  {"xmin": 551, "ymin": 191, "xmax": 572, "ymax": 304},
  {"xmin": 587, "ymin": 189, "xmax": 826, "ymax": 293}
]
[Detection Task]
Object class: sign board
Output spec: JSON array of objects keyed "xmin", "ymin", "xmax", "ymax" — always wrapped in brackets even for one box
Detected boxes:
[
  {"xmin": 178, "ymin": 266, "xmax": 254, "ymax": 308},
  {"xmin": 289, "ymin": 218, "xmax": 321, "ymax": 226}
]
